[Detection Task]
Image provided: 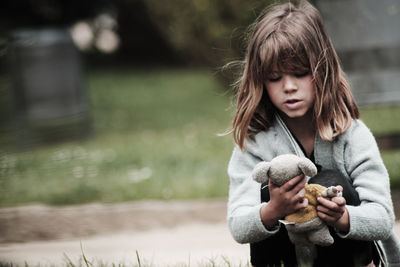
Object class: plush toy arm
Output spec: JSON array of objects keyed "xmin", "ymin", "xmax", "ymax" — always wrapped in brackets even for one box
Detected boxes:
[
  {"xmin": 252, "ymin": 161, "xmax": 271, "ymax": 184},
  {"xmin": 321, "ymin": 186, "xmax": 343, "ymax": 198},
  {"xmin": 298, "ymin": 158, "xmax": 317, "ymax": 178}
]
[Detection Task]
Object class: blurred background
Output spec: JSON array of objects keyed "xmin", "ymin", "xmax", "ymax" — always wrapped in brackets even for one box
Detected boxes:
[{"xmin": 0, "ymin": 0, "xmax": 399, "ymax": 208}]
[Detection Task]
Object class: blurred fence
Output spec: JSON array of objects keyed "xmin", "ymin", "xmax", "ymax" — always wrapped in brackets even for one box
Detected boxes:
[
  {"xmin": 8, "ymin": 28, "xmax": 91, "ymax": 148},
  {"xmin": 316, "ymin": 0, "xmax": 400, "ymax": 107}
]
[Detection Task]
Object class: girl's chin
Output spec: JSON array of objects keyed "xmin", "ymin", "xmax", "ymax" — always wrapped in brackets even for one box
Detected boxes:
[{"xmin": 279, "ymin": 109, "xmax": 312, "ymax": 120}]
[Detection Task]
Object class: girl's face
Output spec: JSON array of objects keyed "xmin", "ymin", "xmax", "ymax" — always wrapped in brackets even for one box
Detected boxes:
[{"xmin": 265, "ymin": 71, "xmax": 316, "ymax": 120}]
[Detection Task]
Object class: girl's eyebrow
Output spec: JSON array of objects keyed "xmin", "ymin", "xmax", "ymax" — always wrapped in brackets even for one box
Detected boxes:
[
  {"xmin": 268, "ymin": 68, "xmax": 281, "ymax": 74},
  {"xmin": 267, "ymin": 71, "xmax": 281, "ymax": 77}
]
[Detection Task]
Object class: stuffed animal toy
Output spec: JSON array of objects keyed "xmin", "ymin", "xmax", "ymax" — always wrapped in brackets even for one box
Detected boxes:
[{"xmin": 252, "ymin": 154, "xmax": 341, "ymax": 247}]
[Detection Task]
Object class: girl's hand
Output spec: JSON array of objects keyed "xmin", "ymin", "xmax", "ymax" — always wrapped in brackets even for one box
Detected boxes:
[
  {"xmin": 317, "ymin": 185, "xmax": 350, "ymax": 233},
  {"xmin": 269, "ymin": 174, "xmax": 309, "ymax": 216},
  {"xmin": 260, "ymin": 174, "xmax": 308, "ymax": 229}
]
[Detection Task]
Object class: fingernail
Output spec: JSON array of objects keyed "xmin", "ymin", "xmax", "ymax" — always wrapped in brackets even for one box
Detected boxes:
[{"xmin": 300, "ymin": 188, "xmax": 305, "ymax": 196}]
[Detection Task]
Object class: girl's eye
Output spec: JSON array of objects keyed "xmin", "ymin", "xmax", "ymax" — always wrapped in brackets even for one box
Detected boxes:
[
  {"xmin": 268, "ymin": 76, "xmax": 282, "ymax": 82},
  {"xmin": 295, "ymin": 72, "xmax": 309, "ymax": 78}
]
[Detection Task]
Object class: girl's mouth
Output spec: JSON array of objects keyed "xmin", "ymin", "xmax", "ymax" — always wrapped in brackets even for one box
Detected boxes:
[{"xmin": 284, "ymin": 99, "xmax": 302, "ymax": 109}]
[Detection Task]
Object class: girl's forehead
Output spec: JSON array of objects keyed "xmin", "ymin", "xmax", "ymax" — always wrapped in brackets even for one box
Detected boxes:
[
  {"xmin": 265, "ymin": 56, "xmax": 310, "ymax": 75},
  {"xmin": 260, "ymin": 34, "xmax": 310, "ymax": 75}
]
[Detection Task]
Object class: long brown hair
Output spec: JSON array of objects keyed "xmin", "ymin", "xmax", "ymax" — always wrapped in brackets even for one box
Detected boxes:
[{"xmin": 232, "ymin": 0, "xmax": 359, "ymax": 149}]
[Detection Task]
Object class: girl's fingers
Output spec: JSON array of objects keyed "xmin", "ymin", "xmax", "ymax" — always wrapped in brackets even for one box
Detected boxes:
[
  {"xmin": 296, "ymin": 197, "xmax": 308, "ymax": 209},
  {"xmin": 282, "ymin": 174, "xmax": 306, "ymax": 192},
  {"xmin": 331, "ymin": 196, "xmax": 346, "ymax": 206},
  {"xmin": 318, "ymin": 196, "xmax": 345, "ymax": 210},
  {"xmin": 317, "ymin": 196, "xmax": 346, "ymax": 223},
  {"xmin": 317, "ymin": 206, "xmax": 343, "ymax": 222},
  {"xmin": 318, "ymin": 197, "xmax": 342, "ymax": 207},
  {"xmin": 317, "ymin": 205, "xmax": 342, "ymax": 217},
  {"xmin": 268, "ymin": 175, "xmax": 308, "ymax": 215},
  {"xmin": 294, "ymin": 188, "xmax": 306, "ymax": 202},
  {"xmin": 317, "ymin": 211, "xmax": 338, "ymax": 224},
  {"xmin": 268, "ymin": 179, "xmax": 275, "ymax": 190}
]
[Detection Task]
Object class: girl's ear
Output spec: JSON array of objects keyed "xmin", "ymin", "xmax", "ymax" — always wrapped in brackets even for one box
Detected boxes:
[
  {"xmin": 298, "ymin": 158, "xmax": 317, "ymax": 178},
  {"xmin": 252, "ymin": 161, "xmax": 271, "ymax": 183}
]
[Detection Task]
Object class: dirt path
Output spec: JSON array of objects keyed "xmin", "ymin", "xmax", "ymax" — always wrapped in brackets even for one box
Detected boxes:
[
  {"xmin": 0, "ymin": 199, "xmax": 228, "ymax": 243},
  {"xmin": 0, "ymin": 199, "xmax": 250, "ymax": 266},
  {"xmin": 0, "ymin": 222, "xmax": 250, "ymax": 266},
  {"xmin": 0, "ymin": 196, "xmax": 399, "ymax": 266}
]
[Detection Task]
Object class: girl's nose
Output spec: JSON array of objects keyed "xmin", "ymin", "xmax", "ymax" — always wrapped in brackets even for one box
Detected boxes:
[{"xmin": 282, "ymin": 75, "xmax": 298, "ymax": 93}]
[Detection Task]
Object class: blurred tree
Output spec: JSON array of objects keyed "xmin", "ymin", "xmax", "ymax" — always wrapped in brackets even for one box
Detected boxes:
[
  {"xmin": 113, "ymin": 0, "xmax": 183, "ymax": 66},
  {"xmin": 0, "ymin": 0, "xmax": 276, "ymax": 67},
  {"xmin": 142, "ymin": 0, "xmax": 273, "ymax": 66},
  {"xmin": 0, "ymin": 0, "xmax": 181, "ymax": 66},
  {"xmin": 0, "ymin": 0, "xmax": 101, "ymax": 29}
]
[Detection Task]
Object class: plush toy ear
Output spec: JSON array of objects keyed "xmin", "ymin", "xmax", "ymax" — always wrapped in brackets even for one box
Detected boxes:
[
  {"xmin": 298, "ymin": 157, "xmax": 317, "ymax": 177},
  {"xmin": 252, "ymin": 161, "xmax": 271, "ymax": 183}
]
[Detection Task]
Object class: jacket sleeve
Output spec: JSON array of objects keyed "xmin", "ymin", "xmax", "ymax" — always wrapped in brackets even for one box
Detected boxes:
[
  {"xmin": 227, "ymin": 145, "xmax": 280, "ymax": 244},
  {"xmin": 341, "ymin": 120, "xmax": 395, "ymax": 240}
]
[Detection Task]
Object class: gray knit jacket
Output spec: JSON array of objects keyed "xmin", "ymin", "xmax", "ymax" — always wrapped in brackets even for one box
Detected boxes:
[{"xmin": 227, "ymin": 115, "xmax": 400, "ymax": 266}]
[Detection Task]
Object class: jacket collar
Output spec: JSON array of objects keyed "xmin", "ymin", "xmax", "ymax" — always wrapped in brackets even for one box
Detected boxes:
[{"xmin": 275, "ymin": 114, "xmax": 306, "ymax": 158}]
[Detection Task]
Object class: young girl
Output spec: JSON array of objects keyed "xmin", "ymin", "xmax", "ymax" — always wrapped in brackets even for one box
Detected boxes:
[{"xmin": 226, "ymin": 1, "xmax": 400, "ymax": 266}]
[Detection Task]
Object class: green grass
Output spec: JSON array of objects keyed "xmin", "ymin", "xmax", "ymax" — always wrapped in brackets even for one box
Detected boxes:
[
  {"xmin": 0, "ymin": 257, "xmax": 251, "ymax": 267},
  {"xmin": 0, "ymin": 68, "xmax": 234, "ymax": 206},
  {"xmin": 382, "ymin": 150, "xmax": 400, "ymax": 188},
  {"xmin": 359, "ymin": 105, "xmax": 400, "ymax": 188},
  {"xmin": 0, "ymin": 68, "xmax": 399, "ymax": 207},
  {"xmin": 0, "ymin": 247, "xmax": 251, "ymax": 267},
  {"xmin": 360, "ymin": 105, "xmax": 400, "ymax": 135},
  {"xmin": 0, "ymin": 250, "xmax": 252, "ymax": 267}
]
